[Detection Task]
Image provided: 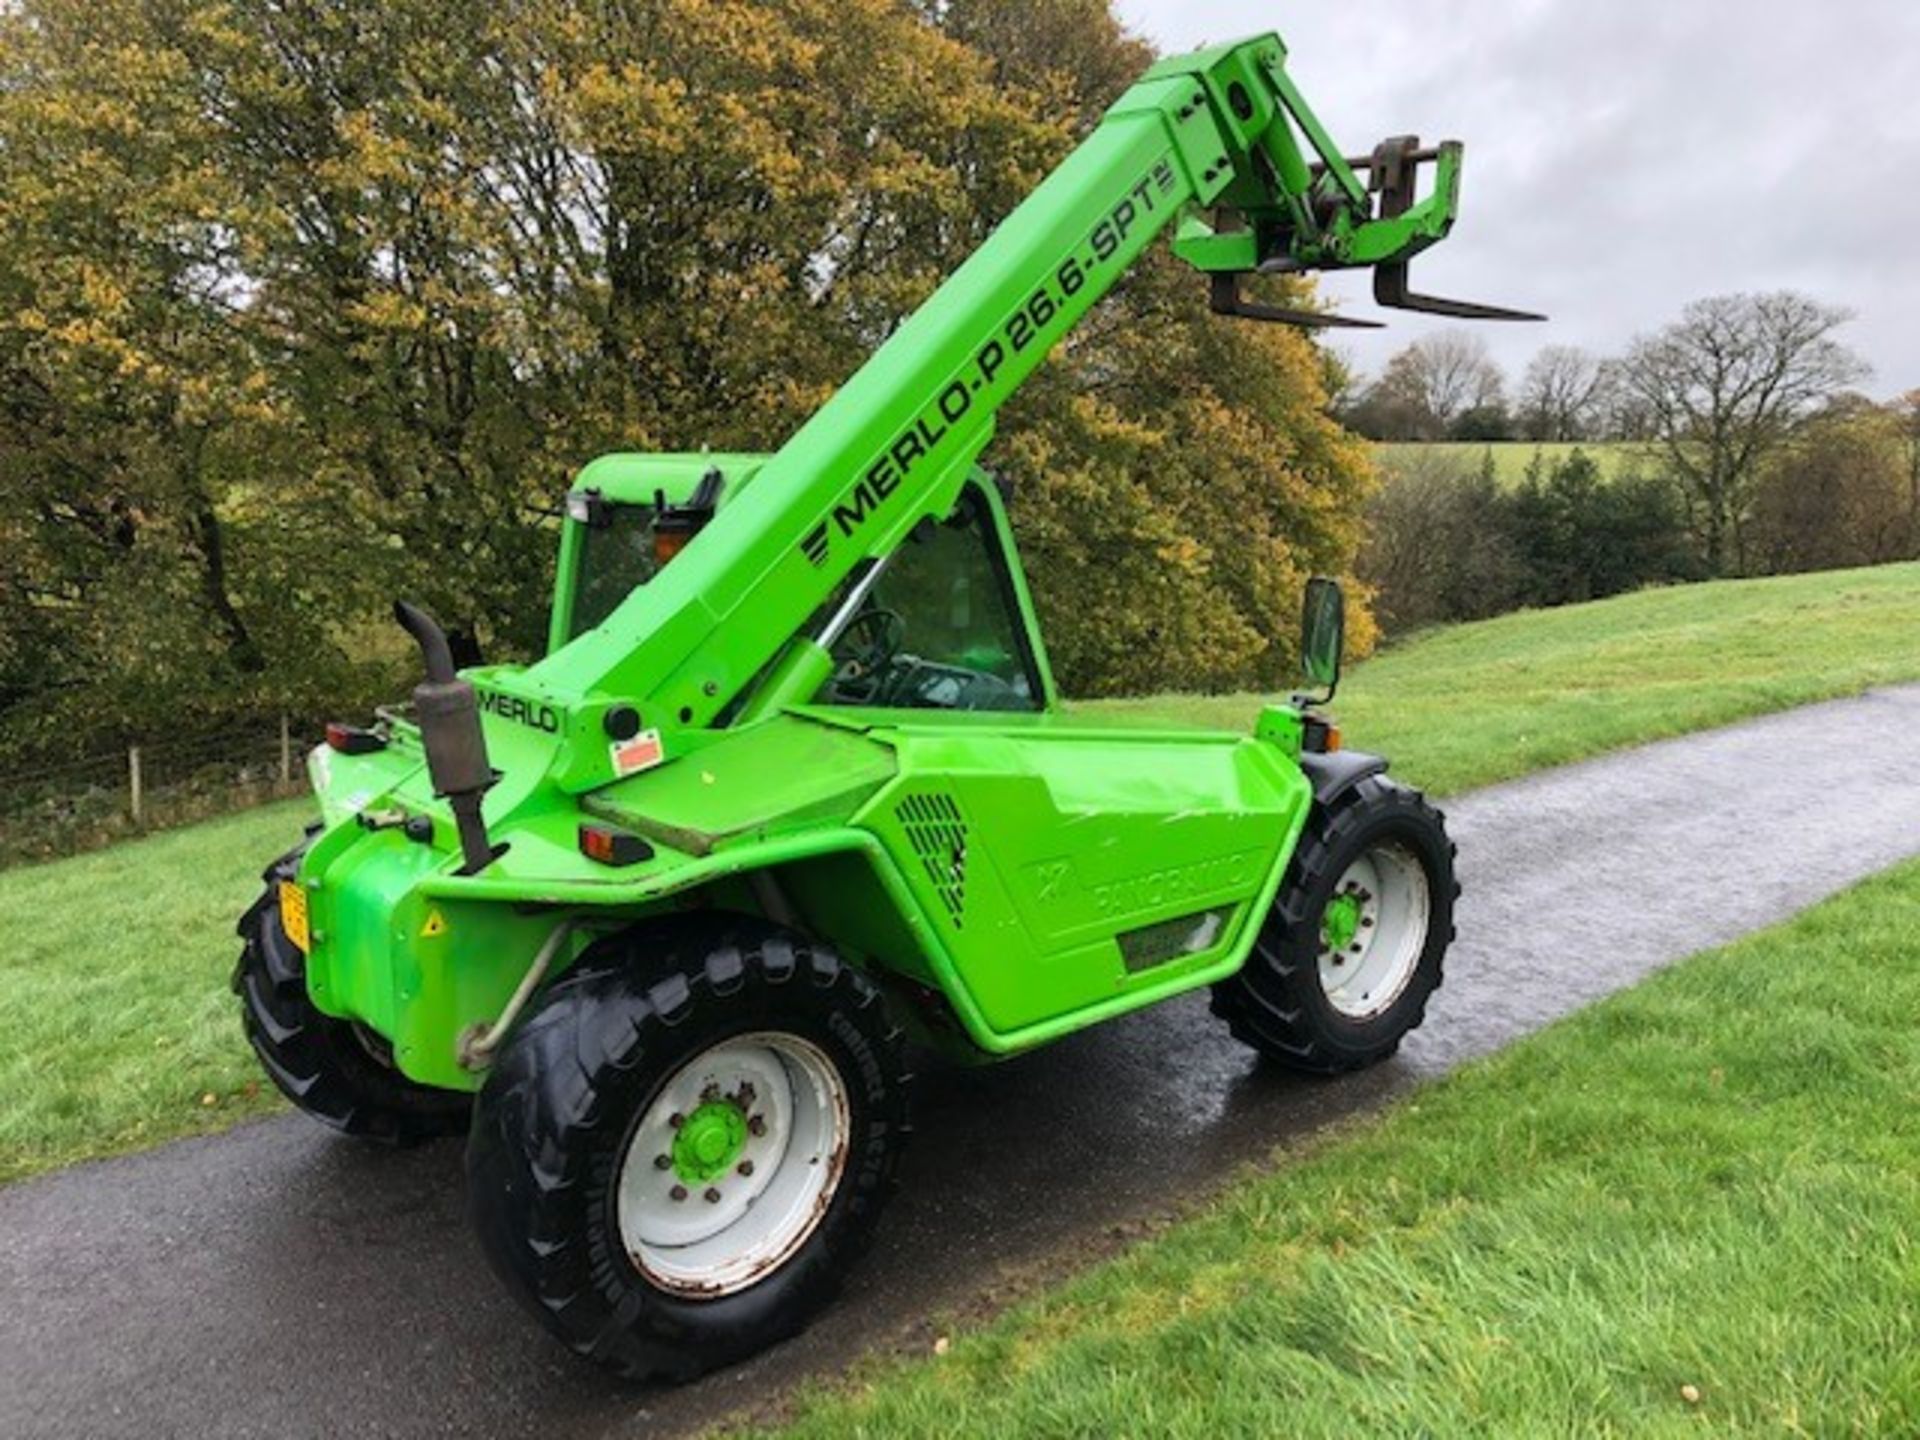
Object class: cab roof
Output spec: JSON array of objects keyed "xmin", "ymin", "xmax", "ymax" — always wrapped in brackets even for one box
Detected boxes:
[{"xmin": 570, "ymin": 452, "xmax": 774, "ymax": 509}]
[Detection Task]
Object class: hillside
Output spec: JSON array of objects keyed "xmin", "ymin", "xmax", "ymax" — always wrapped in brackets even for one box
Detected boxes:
[
  {"xmin": 1376, "ymin": 439, "xmax": 1642, "ymax": 485},
  {"xmin": 1093, "ymin": 559, "xmax": 1920, "ymax": 794}
]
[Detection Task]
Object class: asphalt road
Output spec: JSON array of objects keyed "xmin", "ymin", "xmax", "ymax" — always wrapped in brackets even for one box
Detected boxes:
[{"xmin": 6, "ymin": 685, "xmax": 1920, "ymax": 1439}]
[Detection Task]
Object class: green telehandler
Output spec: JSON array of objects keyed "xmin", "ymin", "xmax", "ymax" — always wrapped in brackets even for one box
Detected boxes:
[{"xmin": 235, "ymin": 31, "xmax": 1536, "ymax": 1379}]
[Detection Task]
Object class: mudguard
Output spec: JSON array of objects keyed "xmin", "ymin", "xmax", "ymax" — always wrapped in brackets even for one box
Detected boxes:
[{"xmin": 1299, "ymin": 748, "xmax": 1389, "ymax": 806}]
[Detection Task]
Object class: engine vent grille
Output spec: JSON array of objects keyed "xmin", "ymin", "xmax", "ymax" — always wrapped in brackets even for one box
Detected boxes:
[{"xmin": 896, "ymin": 792, "xmax": 967, "ymax": 929}]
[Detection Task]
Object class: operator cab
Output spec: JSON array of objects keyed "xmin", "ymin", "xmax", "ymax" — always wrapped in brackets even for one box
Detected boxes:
[
  {"xmin": 553, "ymin": 456, "xmax": 1051, "ymax": 716},
  {"xmin": 812, "ymin": 485, "xmax": 1043, "ymax": 713},
  {"xmin": 555, "ymin": 461, "xmax": 730, "ymax": 645}
]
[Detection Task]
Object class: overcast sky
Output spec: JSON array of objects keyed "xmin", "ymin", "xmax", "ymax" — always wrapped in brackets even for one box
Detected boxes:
[{"xmin": 1114, "ymin": 0, "xmax": 1920, "ymax": 396}]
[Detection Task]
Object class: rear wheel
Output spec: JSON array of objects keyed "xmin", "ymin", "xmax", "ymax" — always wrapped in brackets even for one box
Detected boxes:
[
  {"xmin": 233, "ymin": 849, "xmax": 470, "ymax": 1143},
  {"xmin": 1213, "ymin": 775, "xmax": 1457, "ymax": 1072},
  {"xmin": 466, "ymin": 914, "xmax": 908, "ymax": 1382}
]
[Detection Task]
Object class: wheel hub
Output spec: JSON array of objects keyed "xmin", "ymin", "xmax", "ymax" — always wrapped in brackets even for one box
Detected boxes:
[
  {"xmin": 672, "ymin": 1100, "xmax": 748, "ymax": 1184},
  {"xmin": 616, "ymin": 1032, "xmax": 850, "ymax": 1299},
  {"xmin": 1315, "ymin": 843, "xmax": 1431, "ymax": 1020},
  {"xmin": 1321, "ymin": 892, "xmax": 1363, "ymax": 954}
]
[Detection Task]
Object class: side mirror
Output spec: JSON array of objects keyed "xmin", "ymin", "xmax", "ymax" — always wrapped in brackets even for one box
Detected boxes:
[{"xmin": 1300, "ymin": 577, "xmax": 1345, "ymax": 703}]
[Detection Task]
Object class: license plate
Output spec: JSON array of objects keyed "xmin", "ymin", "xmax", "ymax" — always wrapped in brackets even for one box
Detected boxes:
[{"xmin": 278, "ymin": 879, "xmax": 311, "ymax": 954}]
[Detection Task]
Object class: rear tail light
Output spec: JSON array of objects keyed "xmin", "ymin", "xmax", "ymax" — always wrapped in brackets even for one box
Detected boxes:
[
  {"xmin": 325, "ymin": 722, "xmax": 387, "ymax": 756},
  {"xmin": 579, "ymin": 823, "xmax": 654, "ymax": 867}
]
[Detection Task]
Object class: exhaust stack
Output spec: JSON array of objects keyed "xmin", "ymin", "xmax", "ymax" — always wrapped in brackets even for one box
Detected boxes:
[{"xmin": 393, "ymin": 601, "xmax": 497, "ymax": 874}]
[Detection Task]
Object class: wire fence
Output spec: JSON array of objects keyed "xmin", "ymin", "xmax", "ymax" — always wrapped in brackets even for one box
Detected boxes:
[{"xmin": 0, "ymin": 719, "xmax": 320, "ymax": 870}]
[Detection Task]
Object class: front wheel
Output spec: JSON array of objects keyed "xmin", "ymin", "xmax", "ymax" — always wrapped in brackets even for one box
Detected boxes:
[
  {"xmin": 233, "ymin": 849, "xmax": 470, "ymax": 1143},
  {"xmin": 466, "ymin": 915, "xmax": 909, "ymax": 1382},
  {"xmin": 1213, "ymin": 775, "xmax": 1457, "ymax": 1073}
]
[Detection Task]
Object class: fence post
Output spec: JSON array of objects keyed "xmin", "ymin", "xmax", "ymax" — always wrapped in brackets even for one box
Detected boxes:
[
  {"xmin": 128, "ymin": 745, "xmax": 143, "ymax": 825},
  {"xmin": 279, "ymin": 715, "xmax": 293, "ymax": 787}
]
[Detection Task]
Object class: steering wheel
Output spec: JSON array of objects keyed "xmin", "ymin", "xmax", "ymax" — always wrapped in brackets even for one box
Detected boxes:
[
  {"xmin": 828, "ymin": 606, "xmax": 907, "ymax": 699},
  {"xmin": 871, "ymin": 656, "xmax": 1023, "ymax": 711}
]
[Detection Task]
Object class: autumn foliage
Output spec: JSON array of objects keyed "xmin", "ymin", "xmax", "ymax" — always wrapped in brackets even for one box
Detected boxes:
[{"xmin": 0, "ymin": 0, "xmax": 1373, "ymax": 765}]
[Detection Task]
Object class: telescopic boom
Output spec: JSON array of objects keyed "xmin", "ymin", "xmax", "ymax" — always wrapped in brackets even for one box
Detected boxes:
[{"xmin": 497, "ymin": 32, "xmax": 1535, "ymax": 789}]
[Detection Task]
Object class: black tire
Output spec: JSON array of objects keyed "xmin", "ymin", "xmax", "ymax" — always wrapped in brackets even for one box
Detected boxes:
[
  {"xmin": 233, "ymin": 848, "xmax": 470, "ymax": 1143},
  {"xmin": 466, "ymin": 914, "xmax": 909, "ymax": 1383},
  {"xmin": 1212, "ymin": 775, "xmax": 1458, "ymax": 1073}
]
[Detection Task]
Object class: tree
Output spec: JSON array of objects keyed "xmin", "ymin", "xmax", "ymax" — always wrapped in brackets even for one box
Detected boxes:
[
  {"xmin": 1747, "ymin": 402, "xmax": 1913, "ymax": 574},
  {"xmin": 1353, "ymin": 330, "xmax": 1505, "ymax": 440},
  {"xmin": 1411, "ymin": 331, "xmax": 1505, "ymax": 433},
  {"xmin": 1618, "ymin": 292, "xmax": 1868, "ymax": 575},
  {"xmin": 1336, "ymin": 360, "xmax": 1427, "ymax": 441},
  {"xmin": 1357, "ymin": 448, "xmax": 1522, "ymax": 631},
  {"xmin": 1590, "ymin": 359, "xmax": 1648, "ymax": 441},
  {"xmin": 1506, "ymin": 450, "xmax": 1695, "ymax": 605},
  {"xmin": 1517, "ymin": 344, "xmax": 1606, "ymax": 441},
  {"xmin": 1447, "ymin": 400, "xmax": 1513, "ymax": 442},
  {"xmin": 1359, "ymin": 446, "xmax": 1696, "ymax": 634},
  {"xmin": 1897, "ymin": 390, "xmax": 1920, "ymax": 552},
  {"xmin": 0, "ymin": 0, "xmax": 298, "ymax": 761},
  {"xmin": 0, "ymin": 0, "xmax": 1379, "ymax": 761}
]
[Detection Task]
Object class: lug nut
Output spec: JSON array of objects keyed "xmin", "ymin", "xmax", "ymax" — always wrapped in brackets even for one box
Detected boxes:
[
  {"xmin": 669, "ymin": 1184, "xmax": 688, "ymax": 1202},
  {"xmin": 704, "ymin": 1187, "xmax": 722, "ymax": 1204},
  {"xmin": 653, "ymin": 1154, "xmax": 672, "ymax": 1170},
  {"xmin": 668, "ymin": 1112, "xmax": 685, "ymax": 1129},
  {"xmin": 1361, "ymin": 917, "xmax": 1375, "ymax": 928},
  {"xmin": 737, "ymin": 1160, "xmax": 755, "ymax": 1178},
  {"xmin": 748, "ymin": 1115, "xmax": 767, "ymax": 1137},
  {"xmin": 700, "ymin": 1083, "xmax": 721, "ymax": 1104}
]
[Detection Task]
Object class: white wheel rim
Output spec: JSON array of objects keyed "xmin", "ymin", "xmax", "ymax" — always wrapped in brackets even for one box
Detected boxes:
[
  {"xmin": 615, "ymin": 1031, "xmax": 850, "ymax": 1299},
  {"xmin": 1317, "ymin": 842, "xmax": 1431, "ymax": 1021}
]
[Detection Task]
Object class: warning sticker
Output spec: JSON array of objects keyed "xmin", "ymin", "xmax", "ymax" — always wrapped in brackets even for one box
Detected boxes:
[
  {"xmin": 421, "ymin": 909, "xmax": 449, "ymax": 939},
  {"xmin": 610, "ymin": 728, "xmax": 665, "ymax": 777}
]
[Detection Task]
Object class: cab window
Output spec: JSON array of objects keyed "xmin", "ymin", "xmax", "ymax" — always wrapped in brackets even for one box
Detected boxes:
[
  {"xmin": 568, "ymin": 503, "xmax": 658, "ymax": 640},
  {"xmin": 817, "ymin": 490, "xmax": 1041, "ymax": 712}
]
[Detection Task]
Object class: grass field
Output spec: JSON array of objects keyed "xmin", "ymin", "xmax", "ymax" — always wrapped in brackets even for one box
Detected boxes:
[
  {"xmin": 1092, "ymin": 560, "xmax": 1920, "ymax": 796},
  {"xmin": 753, "ymin": 859, "xmax": 1920, "ymax": 1437},
  {"xmin": 0, "ymin": 800, "xmax": 311, "ymax": 1182},
  {"xmin": 1377, "ymin": 439, "xmax": 1641, "ymax": 485},
  {"xmin": 3, "ymin": 560, "xmax": 1918, "ymax": 1183}
]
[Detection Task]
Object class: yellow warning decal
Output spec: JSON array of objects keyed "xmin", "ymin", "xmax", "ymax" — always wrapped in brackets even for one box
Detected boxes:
[{"xmin": 421, "ymin": 909, "xmax": 449, "ymax": 939}]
